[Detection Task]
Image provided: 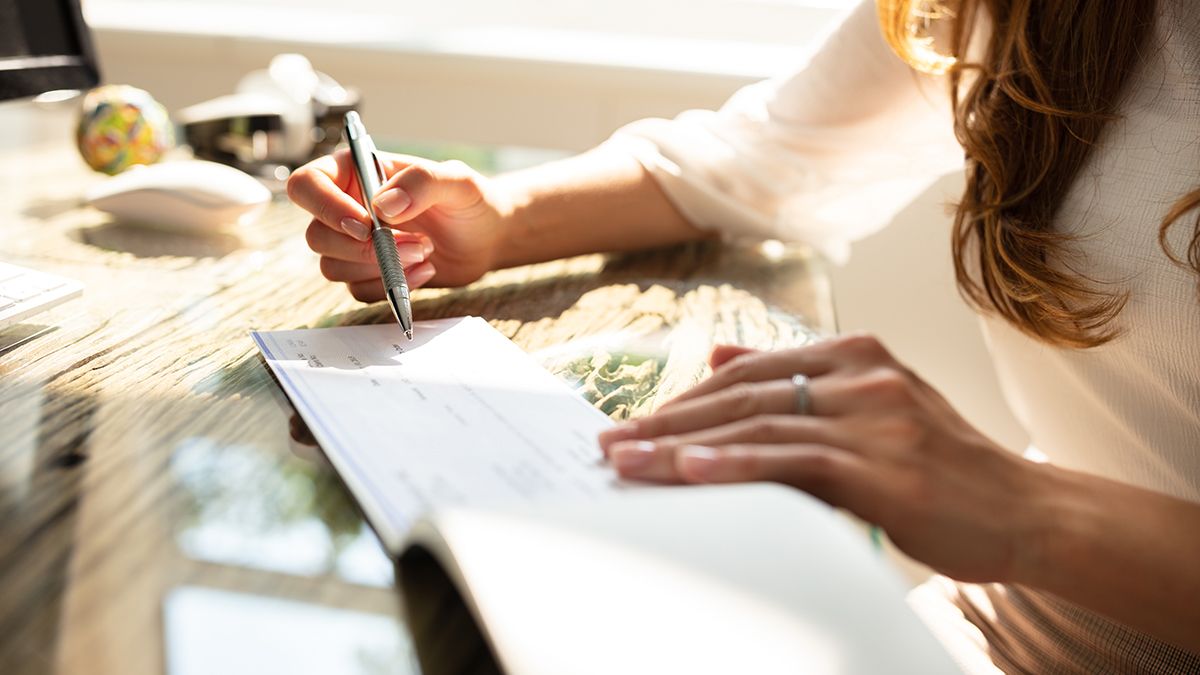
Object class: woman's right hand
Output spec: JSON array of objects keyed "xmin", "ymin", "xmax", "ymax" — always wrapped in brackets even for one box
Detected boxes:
[{"xmin": 287, "ymin": 150, "xmax": 513, "ymax": 302}]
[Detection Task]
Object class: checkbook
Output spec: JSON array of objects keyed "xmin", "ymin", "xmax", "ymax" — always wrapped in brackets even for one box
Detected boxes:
[{"xmin": 251, "ymin": 317, "xmax": 958, "ymax": 675}]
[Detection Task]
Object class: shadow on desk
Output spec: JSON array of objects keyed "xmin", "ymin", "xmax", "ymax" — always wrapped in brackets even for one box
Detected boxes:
[
  {"xmin": 74, "ymin": 221, "xmax": 243, "ymax": 259},
  {"xmin": 330, "ymin": 241, "xmax": 823, "ymax": 331},
  {"xmin": 0, "ymin": 379, "xmax": 97, "ymax": 671},
  {"xmin": 21, "ymin": 195, "xmax": 83, "ymax": 221}
]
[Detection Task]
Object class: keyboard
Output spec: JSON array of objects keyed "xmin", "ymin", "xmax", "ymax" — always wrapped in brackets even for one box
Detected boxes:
[{"xmin": 0, "ymin": 261, "xmax": 84, "ymax": 331}]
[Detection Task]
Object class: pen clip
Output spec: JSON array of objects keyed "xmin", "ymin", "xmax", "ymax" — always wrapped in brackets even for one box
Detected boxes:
[{"xmin": 370, "ymin": 149, "xmax": 387, "ymax": 186}]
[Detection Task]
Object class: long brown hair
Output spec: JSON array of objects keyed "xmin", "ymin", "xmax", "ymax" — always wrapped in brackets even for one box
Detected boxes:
[{"xmin": 879, "ymin": 0, "xmax": 1200, "ymax": 348}]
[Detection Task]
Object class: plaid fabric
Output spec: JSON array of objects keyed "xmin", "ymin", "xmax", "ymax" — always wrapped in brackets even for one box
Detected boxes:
[{"xmin": 910, "ymin": 576, "xmax": 1200, "ymax": 674}]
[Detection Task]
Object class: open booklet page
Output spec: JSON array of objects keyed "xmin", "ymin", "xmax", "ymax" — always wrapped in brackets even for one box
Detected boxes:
[
  {"xmin": 252, "ymin": 317, "xmax": 618, "ymax": 552},
  {"xmin": 401, "ymin": 484, "xmax": 963, "ymax": 675}
]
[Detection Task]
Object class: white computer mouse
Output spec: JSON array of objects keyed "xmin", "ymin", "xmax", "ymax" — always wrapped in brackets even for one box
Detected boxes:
[{"xmin": 86, "ymin": 159, "xmax": 272, "ymax": 233}]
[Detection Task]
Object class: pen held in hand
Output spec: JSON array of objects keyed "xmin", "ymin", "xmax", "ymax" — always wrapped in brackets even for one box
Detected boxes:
[{"xmin": 343, "ymin": 111, "xmax": 414, "ymax": 340}]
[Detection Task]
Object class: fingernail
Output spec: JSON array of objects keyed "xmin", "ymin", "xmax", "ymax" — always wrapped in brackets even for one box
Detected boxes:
[
  {"xmin": 422, "ymin": 239, "xmax": 435, "ymax": 256},
  {"xmin": 598, "ymin": 422, "xmax": 639, "ymax": 448},
  {"xmin": 410, "ymin": 262, "xmax": 436, "ymax": 286},
  {"xmin": 340, "ymin": 218, "xmax": 370, "ymax": 241},
  {"xmin": 679, "ymin": 446, "xmax": 719, "ymax": 480},
  {"xmin": 611, "ymin": 441, "xmax": 656, "ymax": 473},
  {"xmin": 396, "ymin": 242, "xmax": 426, "ymax": 264},
  {"xmin": 375, "ymin": 189, "xmax": 411, "ymax": 219}
]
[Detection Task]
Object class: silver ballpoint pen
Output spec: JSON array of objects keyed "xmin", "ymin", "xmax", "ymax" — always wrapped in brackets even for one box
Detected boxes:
[{"xmin": 343, "ymin": 111, "xmax": 414, "ymax": 340}]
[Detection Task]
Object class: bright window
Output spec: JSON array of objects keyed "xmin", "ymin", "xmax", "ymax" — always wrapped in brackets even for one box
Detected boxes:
[
  {"xmin": 85, "ymin": 0, "xmax": 859, "ymax": 49},
  {"xmin": 80, "ymin": 0, "xmax": 861, "ymax": 151}
]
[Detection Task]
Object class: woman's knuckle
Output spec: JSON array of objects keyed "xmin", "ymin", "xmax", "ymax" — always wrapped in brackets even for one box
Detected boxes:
[
  {"xmin": 724, "ymin": 383, "xmax": 761, "ymax": 416},
  {"xmin": 314, "ymin": 199, "xmax": 337, "ymax": 227},
  {"xmin": 318, "ymin": 257, "xmax": 339, "ymax": 281},
  {"xmin": 404, "ymin": 164, "xmax": 436, "ymax": 187},
  {"xmin": 719, "ymin": 353, "xmax": 757, "ymax": 380},
  {"xmin": 750, "ymin": 416, "xmax": 789, "ymax": 443},
  {"xmin": 861, "ymin": 368, "xmax": 914, "ymax": 403},
  {"xmin": 845, "ymin": 333, "xmax": 889, "ymax": 359},
  {"xmin": 304, "ymin": 221, "xmax": 322, "ymax": 250},
  {"xmin": 285, "ymin": 168, "xmax": 311, "ymax": 202},
  {"xmin": 724, "ymin": 447, "xmax": 759, "ymax": 476},
  {"xmin": 637, "ymin": 415, "xmax": 664, "ymax": 437},
  {"xmin": 802, "ymin": 451, "xmax": 841, "ymax": 484},
  {"xmin": 655, "ymin": 434, "xmax": 681, "ymax": 448},
  {"xmin": 442, "ymin": 159, "xmax": 471, "ymax": 175}
]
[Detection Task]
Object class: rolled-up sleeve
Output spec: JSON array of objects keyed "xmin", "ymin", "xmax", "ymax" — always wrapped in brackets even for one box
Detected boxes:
[{"xmin": 609, "ymin": 0, "xmax": 963, "ymax": 263}]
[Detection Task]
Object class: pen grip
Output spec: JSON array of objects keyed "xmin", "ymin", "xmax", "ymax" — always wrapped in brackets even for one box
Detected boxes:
[{"xmin": 372, "ymin": 228, "xmax": 410, "ymax": 294}]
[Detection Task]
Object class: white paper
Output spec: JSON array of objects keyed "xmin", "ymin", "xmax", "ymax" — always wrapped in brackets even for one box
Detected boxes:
[{"xmin": 252, "ymin": 317, "xmax": 619, "ymax": 552}]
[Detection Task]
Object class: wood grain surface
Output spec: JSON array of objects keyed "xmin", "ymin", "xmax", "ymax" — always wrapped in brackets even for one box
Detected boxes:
[{"xmin": 0, "ymin": 129, "xmax": 830, "ymax": 675}]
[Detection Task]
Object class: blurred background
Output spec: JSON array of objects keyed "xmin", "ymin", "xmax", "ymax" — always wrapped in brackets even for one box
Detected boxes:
[{"xmin": 80, "ymin": 0, "xmax": 854, "ymax": 160}]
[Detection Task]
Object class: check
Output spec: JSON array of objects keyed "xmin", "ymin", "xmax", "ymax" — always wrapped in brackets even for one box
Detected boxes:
[
  {"xmin": 251, "ymin": 317, "xmax": 618, "ymax": 552},
  {"xmin": 251, "ymin": 320, "xmax": 960, "ymax": 675}
]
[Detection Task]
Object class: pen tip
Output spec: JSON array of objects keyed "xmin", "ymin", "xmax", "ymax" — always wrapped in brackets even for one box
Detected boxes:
[{"xmin": 405, "ymin": 329, "xmax": 414, "ymax": 341}]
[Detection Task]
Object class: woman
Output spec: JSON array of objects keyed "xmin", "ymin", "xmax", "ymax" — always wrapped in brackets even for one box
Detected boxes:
[{"xmin": 287, "ymin": 0, "xmax": 1200, "ymax": 671}]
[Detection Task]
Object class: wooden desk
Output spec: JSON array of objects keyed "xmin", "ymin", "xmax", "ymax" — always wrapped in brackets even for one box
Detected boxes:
[{"xmin": 0, "ymin": 128, "xmax": 831, "ymax": 675}]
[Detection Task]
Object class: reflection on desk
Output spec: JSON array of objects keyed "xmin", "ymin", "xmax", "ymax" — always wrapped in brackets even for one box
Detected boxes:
[
  {"xmin": 0, "ymin": 122, "xmax": 831, "ymax": 675},
  {"xmin": 164, "ymin": 587, "xmax": 413, "ymax": 675},
  {"xmin": 171, "ymin": 436, "xmax": 393, "ymax": 587}
]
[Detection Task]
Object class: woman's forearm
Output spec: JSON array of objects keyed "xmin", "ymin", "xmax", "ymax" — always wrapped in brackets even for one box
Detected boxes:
[
  {"xmin": 1017, "ymin": 465, "xmax": 1200, "ymax": 653},
  {"xmin": 491, "ymin": 144, "xmax": 712, "ymax": 269}
]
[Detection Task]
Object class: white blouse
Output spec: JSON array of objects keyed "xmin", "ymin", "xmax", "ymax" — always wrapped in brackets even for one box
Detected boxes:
[{"xmin": 611, "ymin": 0, "xmax": 1200, "ymax": 672}]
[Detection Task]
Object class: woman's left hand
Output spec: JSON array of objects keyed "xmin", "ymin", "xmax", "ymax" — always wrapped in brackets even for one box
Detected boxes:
[{"xmin": 598, "ymin": 334, "xmax": 1054, "ymax": 584}]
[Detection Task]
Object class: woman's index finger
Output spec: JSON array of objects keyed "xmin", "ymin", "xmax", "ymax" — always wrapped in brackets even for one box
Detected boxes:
[{"xmin": 287, "ymin": 150, "xmax": 370, "ymax": 230}]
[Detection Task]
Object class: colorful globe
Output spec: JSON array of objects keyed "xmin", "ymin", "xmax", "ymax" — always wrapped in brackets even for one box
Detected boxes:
[{"xmin": 76, "ymin": 85, "xmax": 175, "ymax": 175}]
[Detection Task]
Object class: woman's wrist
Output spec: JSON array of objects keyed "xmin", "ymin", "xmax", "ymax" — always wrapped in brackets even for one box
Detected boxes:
[
  {"xmin": 1000, "ymin": 462, "xmax": 1200, "ymax": 651},
  {"xmin": 486, "ymin": 172, "xmax": 532, "ymax": 271},
  {"xmin": 1007, "ymin": 462, "xmax": 1101, "ymax": 589}
]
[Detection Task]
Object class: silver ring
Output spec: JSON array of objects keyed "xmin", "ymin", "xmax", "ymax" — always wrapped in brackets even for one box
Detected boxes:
[{"xmin": 792, "ymin": 373, "xmax": 811, "ymax": 415}]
